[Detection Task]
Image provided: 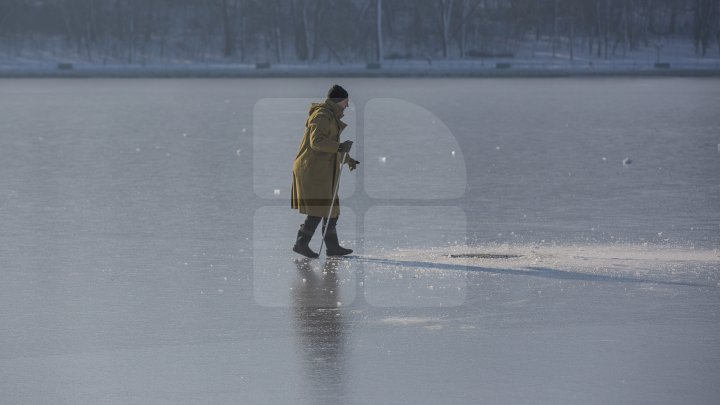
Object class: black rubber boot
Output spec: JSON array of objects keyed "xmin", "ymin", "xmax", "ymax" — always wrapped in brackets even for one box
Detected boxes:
[
  {"xmin": 293, "ymin": 225, "xmax": 319, "ymax": 258},
  {"xmin": 293, "ymin": 217, "xmax": 321, "ymax": 258},
  {"xmin": 323, "ymin": 218, "xmax": 353, "ymax": 256}
]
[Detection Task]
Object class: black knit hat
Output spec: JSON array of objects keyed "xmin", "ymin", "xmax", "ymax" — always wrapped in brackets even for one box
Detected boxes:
[{"xmin": 327, "ymin": 84, "xmax": 348, "ymax": 102}]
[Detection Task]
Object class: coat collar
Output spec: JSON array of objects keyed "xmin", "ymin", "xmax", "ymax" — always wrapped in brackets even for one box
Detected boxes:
[
  {"xmin": 323, "ymin": 98, "xmax": 344, "ymax": 117},
  {"xmin": 323, "ymin": 99, "xmax": 347, "ymax": 130}
]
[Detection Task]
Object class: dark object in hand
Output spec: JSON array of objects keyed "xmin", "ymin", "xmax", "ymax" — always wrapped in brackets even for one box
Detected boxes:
[{"xmin": 338, "ymin": 140, "xmax": 353, "ymax": 153}]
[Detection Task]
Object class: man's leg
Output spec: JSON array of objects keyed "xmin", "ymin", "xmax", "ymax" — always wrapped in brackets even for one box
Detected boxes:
[
  {"xmin": 293, "ymin": 215, "xmax": 322, "ymax": 258},
  {"xmin": 322, "ymin": 216, "xmax": 353, "ymax": 256}
]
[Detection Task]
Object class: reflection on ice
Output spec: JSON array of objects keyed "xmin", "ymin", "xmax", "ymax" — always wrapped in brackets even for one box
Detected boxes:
[
  {"xmin": 253, "ymin": 206, "xmax": 357, "ymax": 307},
  {"xmin": 293, "ymin": 258, "xmax": 344, "ymax": 308},
  {"xmin": 292, "ymin": 258, "xmax": 349, "ymax": 405}
]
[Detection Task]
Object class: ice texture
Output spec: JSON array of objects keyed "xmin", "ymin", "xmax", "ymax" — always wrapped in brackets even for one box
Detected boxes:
[{"xmin": 0, "ymin": 78, "xmax": 718, "ymax": 405}]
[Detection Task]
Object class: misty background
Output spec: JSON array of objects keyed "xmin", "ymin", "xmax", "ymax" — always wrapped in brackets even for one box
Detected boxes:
[{"xmin": 1, "ymin": 0, "xmax": 719, "ymax": 66}]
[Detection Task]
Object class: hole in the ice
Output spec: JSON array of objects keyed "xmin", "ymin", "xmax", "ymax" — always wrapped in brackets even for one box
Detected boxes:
[{"xmin": 448, "ymin": 253, "xmax": 523, "ymax": 259}]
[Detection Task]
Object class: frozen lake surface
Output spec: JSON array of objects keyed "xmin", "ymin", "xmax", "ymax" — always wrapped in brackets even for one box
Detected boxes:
[{"xmin": 1, "ymin": 78, "xmax": 719, "ymax": 404}]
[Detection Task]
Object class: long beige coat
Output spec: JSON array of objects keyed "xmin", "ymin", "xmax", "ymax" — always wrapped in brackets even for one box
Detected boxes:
[{"xmin": 291, "ymin": 99, "xmax": 352, "ymax": 218}]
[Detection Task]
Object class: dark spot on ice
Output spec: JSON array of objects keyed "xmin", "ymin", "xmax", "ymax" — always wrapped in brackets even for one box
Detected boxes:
[{"xmin": 448, "ymin": 253, "xmax": 522, "ymax": 259}]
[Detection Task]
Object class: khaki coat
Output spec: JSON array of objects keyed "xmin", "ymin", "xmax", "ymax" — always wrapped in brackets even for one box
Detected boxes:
[{"xmin": 291, "ymin": 99, "xmax": 353, "ymax": 218}]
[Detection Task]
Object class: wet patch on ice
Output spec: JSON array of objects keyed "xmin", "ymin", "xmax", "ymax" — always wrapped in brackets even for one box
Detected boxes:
[{"xmin": 380, "ymin": 316, "xmax": 443, "ymax": 327}]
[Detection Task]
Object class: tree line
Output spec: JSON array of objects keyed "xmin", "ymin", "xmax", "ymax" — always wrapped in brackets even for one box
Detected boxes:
[{"xmin": 0, "ymin": 0, "xmax": 718, "ymax": 64}]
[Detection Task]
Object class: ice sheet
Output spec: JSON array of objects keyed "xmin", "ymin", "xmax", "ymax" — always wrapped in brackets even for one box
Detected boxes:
[{"xmin": 0, "ymin": 78, "xmax": 718, "ymax": 404}]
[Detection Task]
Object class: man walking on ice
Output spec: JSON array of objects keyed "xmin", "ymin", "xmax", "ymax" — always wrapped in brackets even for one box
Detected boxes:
[{"xmin": 291, "ymin": 84, "xmax": 359, "ymax": 258}]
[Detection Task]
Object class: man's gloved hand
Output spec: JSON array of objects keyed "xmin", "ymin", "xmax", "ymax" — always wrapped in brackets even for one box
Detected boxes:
[
  {"xmin": 338, "ymin": 140, "xmax": 353, "ymax": 153},
  {"xmin": 347, "ymin": 157, "xmax": 360, "ymax": 171}
]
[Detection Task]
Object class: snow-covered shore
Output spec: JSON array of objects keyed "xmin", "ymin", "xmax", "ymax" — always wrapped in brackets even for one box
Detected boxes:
[
  {"xmin": 4, "ymin": 35, "xmax": 719, "ymax": 77},
  {"xmin": 2, "ymin": 57, "xmax": 720, "ymax": 78}
]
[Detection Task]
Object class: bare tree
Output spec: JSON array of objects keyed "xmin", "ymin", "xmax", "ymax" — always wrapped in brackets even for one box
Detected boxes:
[
  {"xmin": 271, "ymin": 0, "xmax": 283, "ymax": 63},
  {"xmin": 456, "ymin": 0, "xmax": 484, "ymax": 59},
  {"xmin": 438, "ymin": 0, "xmax": 455, "ymax": 58},
  {"xmin": 377, "ymin": 0, "xmax": 383, "ymax": 62},
  {"xmin": 0, "ymin": 0, "xmax": 715, "ymax": 64},
  {"xmin": 694, "ymin": 0, "xmax": 720, "ymax": 56},
  {"xmin": 217, "ymin": 0, "xmax": 241, "ymax": 57},
  {"xmin": 298, "ymin": 0, "xmax": 323, "ymax": 61}
]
